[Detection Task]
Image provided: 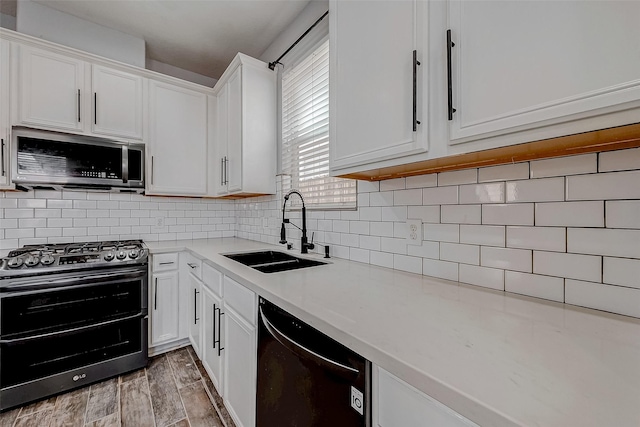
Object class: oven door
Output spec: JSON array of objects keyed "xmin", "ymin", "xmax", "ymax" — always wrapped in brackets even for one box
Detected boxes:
[{"xmin": 0, "ymin": 266, "xmax": 148, "ymax": 392}]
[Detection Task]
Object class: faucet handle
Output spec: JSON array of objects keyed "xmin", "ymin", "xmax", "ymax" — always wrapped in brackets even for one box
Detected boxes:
[{"xmin": 308, "ymin": 232, "xmax": 315, "ymax": 251}]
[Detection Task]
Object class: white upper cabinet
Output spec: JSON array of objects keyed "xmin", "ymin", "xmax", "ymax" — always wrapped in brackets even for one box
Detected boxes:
[
  {"xmin": 212, "ymin": 53, "xmax": 276, "ymax": 197},
  {"xmin": 148, "ymin": 80, "xmax": 208, "ymax": 196},
  {"xmin": 17, "ymin": 44, "xmax": 146, "ymax": 140},
  {"xmin": 447, "ymin": 0, "xmax": 640, "ymax": 147},
  {"xmin": 329, "ymin": 0, "xmax": 429, "ymax": 172},
  {"xmin": 18, "ymin": 45, "xmax": 85, "ymax": 132},
  {"xmin": 91, "ymin": 65, "xmax": 144, "ymax": 140},
  {"xmin": 0, "ymin": 39, "xmax": 10, "ymax": 187}
]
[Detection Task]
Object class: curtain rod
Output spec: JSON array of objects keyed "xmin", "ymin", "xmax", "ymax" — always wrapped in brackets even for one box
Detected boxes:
[{"xmin": 268, "ymin": 10, "xmax": 329, "ymax": 70}]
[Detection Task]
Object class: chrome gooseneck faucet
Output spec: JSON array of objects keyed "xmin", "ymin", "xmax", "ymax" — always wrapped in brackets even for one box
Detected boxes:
[{"xmin": 280, "ymin": 189, "xmax": 314, "ymax": 254}]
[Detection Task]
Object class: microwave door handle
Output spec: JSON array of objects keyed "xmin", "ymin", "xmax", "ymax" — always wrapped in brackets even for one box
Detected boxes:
[{"xmin": 122, "ymin": 145, "xmax": 129, "ymax": 184}]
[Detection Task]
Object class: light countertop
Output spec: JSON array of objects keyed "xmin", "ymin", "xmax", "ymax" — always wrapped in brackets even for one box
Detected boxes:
[{"xmin": 146, "ymin": 238, "xmax": 640, "ymax": 427}]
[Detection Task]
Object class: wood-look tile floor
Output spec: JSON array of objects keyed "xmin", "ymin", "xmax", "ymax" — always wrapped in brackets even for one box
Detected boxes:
[{"xmin": 0, "ymin": 347, "xmax": 235, "ymax": 427}]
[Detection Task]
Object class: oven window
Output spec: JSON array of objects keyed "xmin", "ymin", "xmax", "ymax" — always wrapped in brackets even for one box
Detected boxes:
[
  {"xmin": 1, "ymin": 280, "xmax": 143, "ymax": 339},
  {"xmin": 1, "ymin": 317, "xmax": 144, "ymax": 388}
]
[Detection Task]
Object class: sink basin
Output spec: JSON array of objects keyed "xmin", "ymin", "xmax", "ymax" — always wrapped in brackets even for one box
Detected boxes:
[{"xmin": 224, "ymin": 251, "xmax": 327, "ymax": 273}]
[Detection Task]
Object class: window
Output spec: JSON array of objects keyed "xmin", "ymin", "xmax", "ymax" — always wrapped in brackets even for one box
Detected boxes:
[{"xmin": 281, "ymin": 39, "xmax": 357, "ymax": 209}]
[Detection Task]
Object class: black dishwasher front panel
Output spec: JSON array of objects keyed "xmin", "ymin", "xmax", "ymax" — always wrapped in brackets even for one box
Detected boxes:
[{"xmin": 257, "ymin": 298, "xmax": 371, "ymax": 427}]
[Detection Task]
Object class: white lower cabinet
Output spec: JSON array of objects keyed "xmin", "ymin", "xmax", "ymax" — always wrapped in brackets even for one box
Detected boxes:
[
  {"xmin": 150, "ymin": 270, "xmax": 180, "ymax": 345},
  {"xmin": 202, "ymin": 285, "xmax": 224, "ymax": 393},
  {"xmin": 376, "ymin": 367, "xmax": 478, "ymax": 427},
  {"xmin": 188, "ymin": 272, "xmax": 203, "ymax": 358}
]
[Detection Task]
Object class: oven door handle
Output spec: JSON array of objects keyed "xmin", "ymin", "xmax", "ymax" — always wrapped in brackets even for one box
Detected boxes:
[
  {"xmin": 259, "ymin": 306, "xmax": 359, "ymax": 376},
  {"xmin": 0, "ymin": 312, "xmax": 147, "ymax": 345},
  {"xmin": 1, "ymin": 268, "xmax": 147, "ymax": 294}
]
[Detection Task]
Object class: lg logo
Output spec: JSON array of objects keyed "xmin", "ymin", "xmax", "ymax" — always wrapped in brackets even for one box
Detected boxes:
[{"xmin": 72, "ymin": 373, "xmax": 87, "ymax": 382}]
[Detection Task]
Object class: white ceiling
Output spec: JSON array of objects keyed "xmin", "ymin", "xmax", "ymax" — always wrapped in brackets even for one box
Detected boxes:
[{"xmin": 27, "ymin": 0, "xmax": 312, "ymax": 79}]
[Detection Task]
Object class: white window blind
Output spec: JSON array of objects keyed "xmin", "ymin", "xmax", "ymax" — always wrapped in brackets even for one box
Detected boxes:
[{"xmin": 281, "ymin": 39, "xmax": 356, "ymax": 209}]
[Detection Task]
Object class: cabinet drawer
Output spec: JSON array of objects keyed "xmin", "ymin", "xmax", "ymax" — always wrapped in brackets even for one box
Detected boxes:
[
  {"xmin": 223, "ymin": 276, "xmax": 256, "ymax": 326},
  {"xmin": 152, "ymin": 253, "xmax": 179, "ymax": 272},
  {"xmin": 202, "ymin": 263, "xmax": 222, "ymax": 298},
  {"xmin": 183, "ymin": 253, "xmax": 202, "ymax": 279}
]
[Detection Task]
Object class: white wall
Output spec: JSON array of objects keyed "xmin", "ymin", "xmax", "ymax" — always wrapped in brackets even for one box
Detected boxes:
[
  {"xmin": 147, "ymin": 59, "xmax": 217, "ymax": 88},
  {"xmin": 16, "ymin": 0, "xmax": 145, "ymax": 68}
]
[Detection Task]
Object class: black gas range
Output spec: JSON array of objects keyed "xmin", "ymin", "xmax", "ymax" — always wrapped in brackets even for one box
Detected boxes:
[{"xmin": 0, "ymin": 240, "xmax": 149, "ymax": 411}]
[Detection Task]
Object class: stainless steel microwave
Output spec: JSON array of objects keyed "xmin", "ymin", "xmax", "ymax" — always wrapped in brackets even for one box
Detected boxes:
[{"xmin": 11, "ymin": 128, "xmax": 145, "ymax": 192}]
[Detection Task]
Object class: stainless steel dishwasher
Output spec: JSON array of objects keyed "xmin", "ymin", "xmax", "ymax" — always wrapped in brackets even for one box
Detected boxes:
[{"xmin": 257, "ymin": 298, "xmax": 371, "ymax": 427}]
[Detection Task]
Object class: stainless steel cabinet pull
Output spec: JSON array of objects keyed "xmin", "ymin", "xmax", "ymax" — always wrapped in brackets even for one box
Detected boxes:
[
  {"xmin": 77, "ymin": 89, "xmax": 81, "ymax": 122},
  {"xmin": 216, "ymin": 307, "xmax": 224, "ymax": 356},
  {"xmin": 1, "ymin": 139, "xmax": 5, "ymax": 177},
  {"xmin": 446, "ymin": 29, "xmax": 457, "ymax": 121},
  {"xmin": 94, "ymin": 92, "xmax": 97, "ymax": 125},
  {"xmin": 154, "ymin": 277, "xmax": 158, "ymax": 310},
  {"xmin": 159, "ymin": 261, "xmax": 174, "ymax": 266},
  {"xmin": 413, "ymin": 50, "xmax": 421, "ymax": 131}
]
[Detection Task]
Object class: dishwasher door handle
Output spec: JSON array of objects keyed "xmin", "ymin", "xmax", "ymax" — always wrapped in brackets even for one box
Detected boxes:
[{"xmin": 259, "ymin": 306, "xmax": 359, "ymax": 376}]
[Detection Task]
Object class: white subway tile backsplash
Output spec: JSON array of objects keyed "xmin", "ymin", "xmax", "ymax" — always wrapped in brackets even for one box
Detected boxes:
[
  {"xmin": 422, "ymin": 259, "xmax": 459, "ymax": 281},
  {"xmin": 47, "ymin": 200, "xmax": 73, "ymax": 209},
  {"xmin": 459, "ymin": 264, "xmax": 504, "ymax": 290},
  {"xmin": 19, "ymin": 218, "xmax": 47, "ymax": 228},
  {"xmin": 369, "ymin": 191, "xmax": 394, "ymax": 207},
  {"xmin": 565, "ymin": 279, "xmax": 640, "ymax": 318},
  {"xmin": 393, "ymin": 189, "xmax": 422, "ymax": 205},
  {"xmin": 407, "ymin": 241, "xmax": 439, "ymax": 259},
  {"xmin": 535, "ymin": 201, "xmax": 604, "ymax": 227},
  {"xmin": 482, "ymin": 204, "xmax": 534, "ymax": 226},
  {"xmin": 438, "ymin": 169, "xmax": 477, "ymax": 186},
  {"xmin": 530, "ymin": 154, "xmax": 597, "ymax": 178},
  {"xmin": 603, "ymin": 257, "xmax": 640, "ymax": 290},
  {"xmin": 394, "ymin": 254, "xmax": 422, "ymax": 274},
  {"xmin": 605, "ymin": 201, "xmax": 640, "ymax": 229},
  {"xmin": 478, "ymin": 163, "xmax": 529, "ymax": 183},
  {"xmin": 333, "ymin": 220, "xmax": 349, "ymax": 233},
  {"xmin": 506, "ymin": 177, "xmax": 564, "ymax": 203},
  {"xmin": 423, "ymin": 186, "xmax": 458, "ymax": 205},
  {"xmin": 6, "ymin": 228, "xmax": 35, "ymax": 239},
  {"xmin": 599, "ymin": 147, "xmax": 640, "ymax": 172},
  {"xmin": 36, "ymin": 228, "xmax": 63, "ymax": 238},
  {"xmin": 62, "ymin": 191, "xmax": 87, "ymax": 200},
  {"xmin": 481, "ymin": 247, "xmax": 532, "ymax": 273},
  {"xmin": 505, "ymin": 271, "xmax": 564, "ymax": 302},
  {"xmin": 424, "ymin": 224, "xmax": 459, "ymax": 243},
  {"xmin": 360, "ymin": 207, "xmax": 382, "ymax": 221},
  {"xmin": 18, "ymin": 199, "xmax": 47, "ymax": 209},
  {"xmin": 407, "ymin": 206, "xmax": 440, "ymax": 223},
  {"xmin": 393, "ymin": 222, "xmax": 408, "ymax": 239},
  {"xmin": 350, "ymin": 221, "xmax": 370, "ymax": 235},
  {"xmin": 440, "ymin": 243, "xmax": 479, "ymax": 265},
  {"xmin": 73, "ymin": 200, "xmax": 97, "ymax": 209},
  {"xmin": 5, "ymin": 209, "xmax": 34, "ymax": 219},
  {"xmin": 381, "ymin": 206, "xmax": 407, "ymax": 222},
  {"xmin": 381, "ymin": 237, "xmax": 407, "ymax": 254},
  {"xmin": 406, "ymin": 174, "xmax": 437, "ymax": 189},
  {"xmin": 459, "ymin": 225, "xmax": 504, "ymax": 247},
  {"xmin": 441, "ymin": 205, "xmax": 481, "ymax": 224},
  {"xmin": 350, "ymin": 248, "xmax": 370, "ymax": 264},
  {"xmin": 507, "ymin": 226, "xmax": 566, "ymax": 252},
  {"xmin": 358, "ymin": 181, "xmax": 380, "ymax": 193},
  {"xmin": 534, "ymin": 251, "xmax": 601, "ymax": 282},
  {"xmin": 380, "ymin": 178, "xmax": 406, "ymax": 191},
  {"xmin": 459, "ymin": 183, "xmax": 505, "ymax": 204},
  {"xmin": 370, "ymin": 251, "xmax": 394, "ymax": 268},
  {"xmin": 35, "ymin": 209, "xmax": 61, "ymax": 218},
  {"xmin": 566, "ymin": 170, "xmax": 640, "ymax": 200},
  {"xmin": 370, "ymin": 221, "xmax": 394, "ymax": 237},
  {"xmin": 61, "ymin": 209, "xmax": 87, "ymax": 218},
  {"xmin": 567, "ymin": 228, "xmax": 640, "ymax": 258},
  {"xmin": 360, "ymin": 235, "xmax": 381, "ymax": 251}
]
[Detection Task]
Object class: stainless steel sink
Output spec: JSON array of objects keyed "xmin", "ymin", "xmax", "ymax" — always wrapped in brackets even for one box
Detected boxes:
[{"xmin": 224, "ymin": 250, "xmax": 327, "ymax": 273}]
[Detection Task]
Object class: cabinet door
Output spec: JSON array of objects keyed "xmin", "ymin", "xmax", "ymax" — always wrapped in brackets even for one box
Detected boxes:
[
  {"xmin": 226, "ymin": 67, "xmax": 243, "ymax": 193},
  {"xmin": 448, "ymin": 1, "xmax": 640, "ymax": 145},
  {"xmin": 330, "ymin": 0, "xmax": 427, "ymax": 171},
  {"xmin": 18, "ymin": 45, "xmax": 84, "ymax": 132},
  {"xmin": 92, "ymin": 65, "xmax": 143, "ymax": 140},
  {"xmin": 188, "ymin": 272, "xmax": 203, "ymax": 358},
  {"xmin": 223, "ymin": 305, "xmax": 256, "ymax": 427},
  {"xmin": 202, "ymin": 286, "xmax": 224, "ymax": 394},
  {"xmin": 377, "ymin": 367, "xmax": 478, "ymax": 427},
  {"xmin": 214, "ymin": 83, "xmax": 229, "ymax": 196},
  {"xmin": 150, "ymin": 271, "xmax": 180, "ymax": 346},
  {"xmin": 148, "ymin": 80, "xmax": 208, "ymax": 196},
  {"xmin": 0, "ymin": 39, "xmax": 10, "ymax": 187}
]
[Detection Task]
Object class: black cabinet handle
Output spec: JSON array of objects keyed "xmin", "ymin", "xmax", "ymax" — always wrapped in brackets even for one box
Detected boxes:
[
  {"xmin": 94, "ymin": 92, "xmax": 97, "ymax": 125},
  {"xmin": 159, "ymin": 261, "xmax": 174, "ymax": 266},
  {"xmin": 413, "ymin": 50, "xmax": 421, "ymax": 132},
  {"xmin": 212, "ymin": 303, "xmax": 217, "ymax": 349},
  {"xmin": 216, "ymin": 307, "xmax": 224, "ymax": 356},
  {"xmin": 151, "ymin": 156, "xmax": 154, "ymax": 185},
  {"xmin": 154, "ymin": 277, "xmax": 158, "ymax": 310},
  {"xmin": 220, "ymin": 157, "xmax": 224, "ymax": 186},
  {"xmin": 77, "ymin": 89, "xmax": 81, "ymax": 122},
  {"xmin": 1, "ymin": 139, "xmax": 5, "ymax": 177},
  {"xmin": 194, "ymin": 288, "xmax": 199, "ymax": 324},
  {"xmin": 446, "ymin": 29, "xmax": 457, "ymax": 121},
  {"xmin": 223, "ymin": 156, "xmax": 228, "ymax": 185}
]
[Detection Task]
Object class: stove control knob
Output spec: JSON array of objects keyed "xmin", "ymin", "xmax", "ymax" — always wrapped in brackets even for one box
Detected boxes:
[
  {"xmin": 128, "ymin": 249, "xmax": 139, "ymax": 259},
  {"xmin": 25, "ymin": 255, "xmax": 40, "ymax": 267},
  {"xmin": 116, "ymin": 250, "xmax": 127, "ymax": 260},
  {"xmin": 40, "ymin": 254, "xmax": 55, "ymax": 266},
  {"xmin": 104, "ymin": 251, "xmax": 115, "ymax": 261},
  {"xmin": 7, "ymin": 257, "xmax": 24, "ymax": 268}
]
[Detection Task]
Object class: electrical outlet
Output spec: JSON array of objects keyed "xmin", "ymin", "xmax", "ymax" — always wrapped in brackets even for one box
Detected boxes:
[
  {"xmin": 152, "ymin": 216, "xmax": 165, "ymax": 232},
  {"xmin": 406, "ymin": 219, "xmax": 422, "ymax": 245}
]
